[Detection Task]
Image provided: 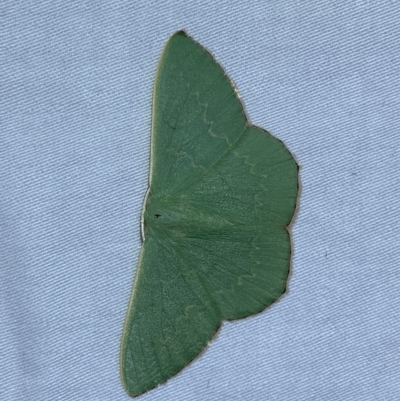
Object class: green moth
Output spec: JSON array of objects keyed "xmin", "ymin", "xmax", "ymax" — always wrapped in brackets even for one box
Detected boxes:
[{"xmin": 120, "ymin": 31, "xmax": 299, "ymax": 397}]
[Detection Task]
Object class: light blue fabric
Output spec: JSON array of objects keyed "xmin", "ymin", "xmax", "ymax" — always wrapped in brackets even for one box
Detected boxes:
[{"xmin": 2, "ymin": 1, "xmax": 400, "ymax": 400}]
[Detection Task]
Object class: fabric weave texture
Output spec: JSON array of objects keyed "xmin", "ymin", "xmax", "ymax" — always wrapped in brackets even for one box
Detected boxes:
[{"xmin": 2, "ymin": 1, "xmax": 400, "ymax": 400}]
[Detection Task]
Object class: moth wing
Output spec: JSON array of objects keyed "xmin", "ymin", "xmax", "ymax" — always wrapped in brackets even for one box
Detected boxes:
[
  {"xmin": 150, "ymin": 31, "xmax": 247, "ymax": 196},
  {"xmin": 178, "ymin": 126, "xmax": 298, "ymax": 319},
  {"xmin": 120, "ymin": 236, "xmax": 221, "ymax": 396}
]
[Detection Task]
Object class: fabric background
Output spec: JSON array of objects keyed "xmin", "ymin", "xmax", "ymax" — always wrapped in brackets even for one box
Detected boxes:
[{"xmin": 2, "ymin": 1, "xmax": 400, "ymax": 400}]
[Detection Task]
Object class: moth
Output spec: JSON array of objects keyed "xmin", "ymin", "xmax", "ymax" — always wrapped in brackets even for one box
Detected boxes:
[{"xmin": 120, "ymin": 31, "xmax": 298, "ymax": 397}]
